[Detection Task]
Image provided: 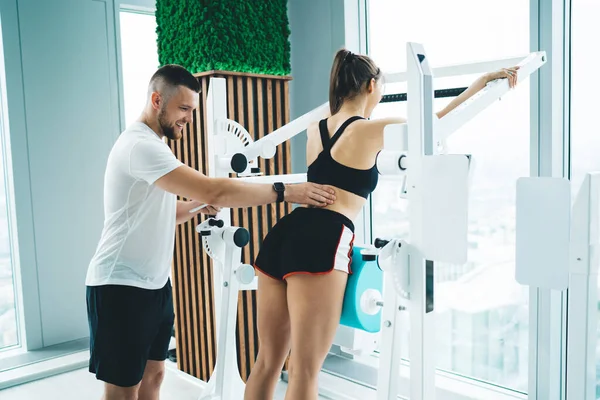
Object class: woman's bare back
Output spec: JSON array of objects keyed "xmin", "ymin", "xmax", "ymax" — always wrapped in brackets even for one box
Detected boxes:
[{"xmin": 305, "ymin": 113, "xmax": 392, "ymax": 221}]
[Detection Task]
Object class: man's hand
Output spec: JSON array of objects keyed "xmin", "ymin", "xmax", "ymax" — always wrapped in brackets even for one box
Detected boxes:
[
  {"xmin": 177, "ymin": 200, "xmax": 219, "ymax": 225},
  {"xmin": 284, "ymin": 183, "xmax": 336, "ymax": 207}
]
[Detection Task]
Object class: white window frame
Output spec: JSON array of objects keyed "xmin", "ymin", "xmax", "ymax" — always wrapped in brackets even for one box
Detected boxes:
[
  {"xmin": 116, "ymin": 3, "xmax": 157, "ymax": 133},
  {"xmin": 0, "ymin": 0, "xmax": 43, "ymax": 355},
  {"xmin": 528, "ymin": 0, "xmax": 570, "ymax": 398},
  {"xmin": 316, "ymin": 0, "xmax": 572, "ymax": 399},
  {"xmin": 0, "ymin": 11, "xmax": 24, "ymax": 356}
]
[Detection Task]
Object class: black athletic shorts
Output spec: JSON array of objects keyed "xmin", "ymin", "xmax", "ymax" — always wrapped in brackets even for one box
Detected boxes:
[
  {"xmin": 254, "ymin": 207, "xmax": 355, "ymax": 280},
  {"xmin": 86, "ymin": 279, "xmax": 174, "ymax": 387}
]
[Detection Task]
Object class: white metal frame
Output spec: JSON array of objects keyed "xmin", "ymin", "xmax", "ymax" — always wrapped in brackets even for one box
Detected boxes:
[
  {"xmin": 404, "ymin": 42, "xmax": 437, "ymax": 400},
  {"xmin": 374, "ymin": 44, "xmax": 545, "ymax": 400},
  {"xmin": 196, "ymin": 218, "xmax": 254, "ymax": 400},
  {"xmin": 529, "ymin": 0, "xmax": 571, "ymax": 398},
  {"xmin": 516, "ymin": 172, "xmax": 599, "ymax": 400},
  {"xmin": 565, "ymin": 173, "xmax": 599, "ymax": 399},
  {"xmin": 194, "ymin": 42, "xmax": 545, "ymax": 400}
]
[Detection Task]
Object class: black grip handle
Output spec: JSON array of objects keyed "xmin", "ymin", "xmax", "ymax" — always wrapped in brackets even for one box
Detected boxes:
[
  {"xmin": 374, "ymin": 238, "xmax": 389, "ymax": 248},
  {"xmin": 208, "ymin": 219, "xmax": 224, "ymax": 228},
  {"xmin": 231, "ymin": 153, "xmax": 248, "ymax": 173},
  {"xmin": 233, "ymin": 228, "xmax": 250, "ymax": 247}
]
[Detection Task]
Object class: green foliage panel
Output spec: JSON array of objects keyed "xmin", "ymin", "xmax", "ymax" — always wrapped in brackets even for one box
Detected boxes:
[{"xmin": 156, "ymin": 0, "xmax": 291, "ymax": 75}]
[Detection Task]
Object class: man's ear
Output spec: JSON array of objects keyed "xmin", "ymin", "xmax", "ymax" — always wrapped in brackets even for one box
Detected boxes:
[{"xmin": 151, "ymin": 92, "xmax": 162, "ymax": 110}]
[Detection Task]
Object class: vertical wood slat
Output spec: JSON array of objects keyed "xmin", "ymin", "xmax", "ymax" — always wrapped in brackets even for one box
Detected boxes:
[
  {"xmin": 266, "ymin": 81, "xmax": 277, "ymax": 236},
  {"xmin": 284, "ymin": 82, "xmax": 292, "ymax": 215},
  {"xmin": 246, "ymin": 77, "xmax": 258, "ymax": 371},
  {"xmin": 170, "ymin": 71, "xmax": 292, "ymax": 383},
  {"xmin": 257, "ymin": 79, "xmax": 270, "ymax": 306},
  {"xmin": 200, "ymin": 76, "xmax": 216, "ymax": 374},
  {"xmin": 181, "ymin": 122, "xmax": 194, "ymax": 377},
  {"xmin": 196, "ymin": 78, "xmax": 210, "ymax": 377},
  {"xmin": 173, "ymin": 223, "xmax": 185, "ymax": 371},
  {"xmin": 188, "ymin": 118, "xmax": 201, "ymax": 379},
  {"xmin": 235, "ymin": 76, "xmax": 249, "ymax": 381},
  {"xmin": 275, "ymin": 81, "xmax": 285, "ymax": 221},
  {"xmin": 170, "ymin": 74, "xmax": 219, "ymax": 382}
]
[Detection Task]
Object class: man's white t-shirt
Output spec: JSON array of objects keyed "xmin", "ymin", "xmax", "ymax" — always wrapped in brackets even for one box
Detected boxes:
[{"xmin": 86, "ymin": 122, "xmax": 184, "ymax": 290}]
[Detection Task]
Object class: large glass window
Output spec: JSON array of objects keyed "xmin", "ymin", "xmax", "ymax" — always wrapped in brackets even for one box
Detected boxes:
[
  {"xmin": 0, "ymin": 19, "xmax": 19, "ymax": 352},
  {"xmin": 119, "ymin": 11, "xmax": 159, "ymax": 127},
  {"xmin": 569, "ymin": 0, "xmax": 600, "ymax": 397},
  {"xmin": 369, "ymin": 0, "xmax": 529, "ymax": 393},
  {"xmin": 0, "ymin": 131, "xmax": 18, "ymax": 352}
]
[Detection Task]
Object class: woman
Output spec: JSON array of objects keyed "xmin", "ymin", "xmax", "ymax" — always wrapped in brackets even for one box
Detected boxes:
[{"xmin": 245, "ymin": 49, "xmax": 519, "ymax": 400}]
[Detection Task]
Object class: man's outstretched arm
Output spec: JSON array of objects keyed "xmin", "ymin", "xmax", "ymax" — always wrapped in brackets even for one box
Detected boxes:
[{"xmin": 156, "ymin": 165, "xmax": 336, "ymax": 208}]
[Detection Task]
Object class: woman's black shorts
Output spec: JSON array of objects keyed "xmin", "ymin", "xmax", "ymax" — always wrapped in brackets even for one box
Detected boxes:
[{"xmin": 254, "ymin": 207, "xmax": 355, "ymax": 280}]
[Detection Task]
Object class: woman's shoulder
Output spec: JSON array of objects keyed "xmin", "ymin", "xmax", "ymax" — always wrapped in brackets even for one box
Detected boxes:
[{"xmin": 307, "ymin": 120, "xmax": 321, "ymax": 137}]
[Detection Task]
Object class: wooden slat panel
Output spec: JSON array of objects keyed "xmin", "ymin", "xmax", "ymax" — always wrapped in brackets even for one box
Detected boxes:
[
  {"xmin": 171, "ymin": 72, "xmax": 292, "ymax": 384},
  {"xmin": 172, "ymin": 231, "xmax": 185, "ymax": 371},
  {"xmin": 181, "ymin": 122, "xmax": 194, "ymax": 377},
  {"xmin": 284, "ymin": 81, "xmax": 292, "ymax": 215},
  {"xmin": 275, "ymin": 81, "xmax": 285, "ymax": 220},
  {"xmin": 257, "ymin": 79, "xmax": 269, "ymax": 260},
  {"xmin": 187, "ymin": 116, "xmax": 201, "ymax": 379},
  {"xmin": 173, "ymin": 135, "xmax": 190, "ymax": 373},
  {"xmin": 246, "ymin": 77, "xmax": 258, "ymax": 371},
  {"xmin": 200, "ymin": 77, "xmax": 216, "ymax": 377},
  {"xmin": 266, "ymin": 81, "xmax": 277, "ymax": 233},
  {"xmin": 266, "ymin": 80, "xmax": 274, "ymax": 179},
  {"xmin": 235, "ymin": 76, "xmax": 249, "ymax": 381},
  {"xmin": 193, "ymin": 82, "xmax": 209, "ymax": 378}
]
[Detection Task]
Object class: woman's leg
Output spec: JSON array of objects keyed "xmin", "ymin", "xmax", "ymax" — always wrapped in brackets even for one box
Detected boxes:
[
  {"xmin": 284, "ymin": 271, "xmax": 348, "ymax": 400},
  {"xmin": 244, "ymin": 271, "xmax": 291, "ymax": 400}
]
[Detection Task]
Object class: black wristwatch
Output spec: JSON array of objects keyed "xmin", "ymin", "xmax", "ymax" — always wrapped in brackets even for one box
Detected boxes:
[{"xmin": 273, "ymin": 182, "xmax": 285, "ymax": 202}]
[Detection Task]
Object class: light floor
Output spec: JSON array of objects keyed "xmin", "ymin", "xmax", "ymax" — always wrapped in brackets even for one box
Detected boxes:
[{"xmin": 0, "ymin": 364, "xmax": 327, "ymax": 400}]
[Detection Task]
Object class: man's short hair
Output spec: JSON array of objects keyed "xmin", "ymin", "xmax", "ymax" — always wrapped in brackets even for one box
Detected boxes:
[{"xmin": 148, "ymin": 64, "xmax": 201, "ymax": 98}]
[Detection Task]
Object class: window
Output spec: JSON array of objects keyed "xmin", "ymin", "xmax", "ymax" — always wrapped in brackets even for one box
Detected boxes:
[
  {"xmin": 369, "ymin": 0, "xmax": 529, "ymax": 393},
  {"xmin": 119, "ymin": 10, "xmax": 159, "ymax": 127},
  {"xmin": 569, "ymin": 0, "xmax": 600, "ymax": 396},
  {"xmin": 0, "ymin": 19, "xmax": 19, "ymax": 352}
]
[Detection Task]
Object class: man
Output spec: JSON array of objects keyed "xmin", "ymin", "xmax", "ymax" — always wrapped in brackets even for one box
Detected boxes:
[{"xmin": 85, "ymin": 64, "xmax": 336, "ymax": 400}]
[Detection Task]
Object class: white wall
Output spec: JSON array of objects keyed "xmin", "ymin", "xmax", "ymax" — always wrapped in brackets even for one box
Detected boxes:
[
  {"xmin": 287, "ymin": 0, "xmax": 370, "ymax": 247},
  {"xmin": 1, "ymin": 0, "xmax": 128, "ymax": 349},
  {"xmin": 287, "ymin": 0, "xmax": 346, "ymax": 173},
  {"xmin": 287, "ymin": 0, "xmax": 365, "ymax": 173}
]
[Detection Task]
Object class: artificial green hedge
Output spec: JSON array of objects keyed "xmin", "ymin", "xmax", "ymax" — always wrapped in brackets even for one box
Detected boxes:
[{"xmin": 156, "ymin": 0, "xmax": 291, "ymax": 76}]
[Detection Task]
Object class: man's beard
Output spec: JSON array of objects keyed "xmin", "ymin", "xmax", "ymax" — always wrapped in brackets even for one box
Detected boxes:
[{"xmin": 158, "ymin": 108, "xmax": 179, "ymax": 140}]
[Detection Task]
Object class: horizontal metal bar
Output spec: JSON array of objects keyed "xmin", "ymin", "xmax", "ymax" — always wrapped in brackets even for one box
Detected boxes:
[
  {"xmin": 238, "ymin": 103, "xmax": 328, "ymax": 160},
  {"xmin": 436, "ymin": 52, "xmax": 546, "ymax": 142},
  {"xmin": 381, "ymin": 87, "xmax": 468, "ymax": 103},
  {"xmin": 384, "ymin": 55, "xmax": 528, "ymax": 84}
]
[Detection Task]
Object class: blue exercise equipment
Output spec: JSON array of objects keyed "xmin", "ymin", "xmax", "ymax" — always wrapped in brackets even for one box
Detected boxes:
[{"xmin": 340, "ymin": 246, "xmax": 383, "ymax": 332}]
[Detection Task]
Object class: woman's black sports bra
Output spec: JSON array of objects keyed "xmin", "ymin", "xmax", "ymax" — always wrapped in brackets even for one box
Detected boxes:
[{"xmin": 306, "ymin": 116, "xmax": 379, "ymax": 200}]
